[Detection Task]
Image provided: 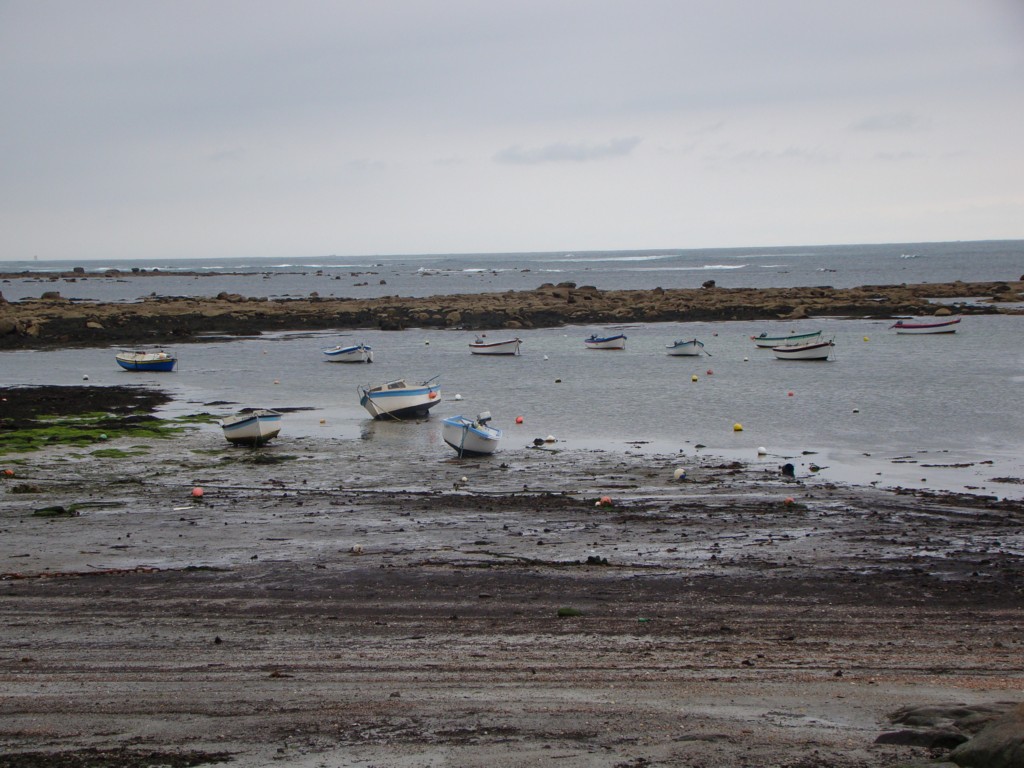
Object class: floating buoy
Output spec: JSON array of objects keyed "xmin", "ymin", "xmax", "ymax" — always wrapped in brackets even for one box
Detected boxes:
[
  {"xmin": 424, "ymin": 341, "xmax": 429, "ymax": 345},
  {"xmin": 757, "ymin": 446, "xmax": 767, "ymax": 456},
  {"xmin": 784, "ymin": 497, "xmax": 794, "ymax": 505},
  {"xmin": 461, "ymin": 476, "xmax": 468, "ymax": 483},
  {"xmin": 351, "ymin": 543, "xmax": 363, "ymax": 554},
  {"xmin": 555, "ymin": 379, "xmax": 562, "ymax": 383},
  {"xmin": 713, "ymin": 332, "xmax": 718, "ymax": 336},
  {"xmin": 743, "ymin": 357, "xmax": 749, "ymax": 362},
  {"xmin": 733, "ymin": 423, "xmax": 743, "ymax": 432},
  {"xmin": 691, "ymin": 374, "xmax": 698, "ymax": 382},
  {"xmin": 863, "ymin": 336, "xmax": 870, "ymax": 342},
  {"xmin": 82, "ymin": 374, "xmax": 89, "ymax": 381},
  {"xmin": 788, "ymin": 391, "xmax": 794, "ymax": 397},
  {"xmin": 454, "ymin": 394, "xmax": 462, "ymax": 400},
  {"xmin": 706, "ymin": 369, "xmax": 714, "ymax": 375},
  {"xmin": 543, "ymin": 355, "xmax": 549, "ymax": 360},
  {"xmin": 672, "ymin": 467, "xmax": 687, "ymax": 480},
  {"xmin": 191, "ymin": 487, "xmax": 204, "ymax": 498},
  {"xmin": 853, "ymin": 407, "xmax": 860, "ymax": 413},
  {"xmin": 319, "ymin": 418, "xmax": 326, "ymax": 424},
  {"xmin": 544, "ymin": 434, "xmax": 556, "ymax": 442},
  {"xmin": 515, "ymin": 416, "xmax": 524, "ymax": 424},
  {"xmin": 273, "ymin": 379, "xmax": 280, "ymax": 385}
]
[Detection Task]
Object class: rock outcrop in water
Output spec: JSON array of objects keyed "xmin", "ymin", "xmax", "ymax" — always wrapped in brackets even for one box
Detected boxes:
[{"xmin": 0, "ymin": 278, "xmax": 1021, "ymax": 349}]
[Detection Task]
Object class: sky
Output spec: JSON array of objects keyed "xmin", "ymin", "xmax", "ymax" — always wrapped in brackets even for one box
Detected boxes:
[{"xmin": 2, "ymin": 0, "xmax": 1023, "ymax": 261}]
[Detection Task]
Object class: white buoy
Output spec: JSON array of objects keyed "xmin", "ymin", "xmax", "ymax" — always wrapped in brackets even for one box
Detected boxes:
[
  {"xmin": 461, "ymin": 476, "xmax": 468, "ymax": 483},
  {"xmin": 544, "ymin": 434, "xmax": 556, "ymax": 442},
  {"xmin": 757, "ymin": 446, "xmax": 767, "ymax": 456},
  {"xmin": 672, "ymin": 467, "xmax": 687, "ymax": 480},
  {"xmin": 543, "ymin": 355, "xmax": 549, "ymax": 360},
  {"xmin": 454, "ymin": 393, "xmax": 462, "ymax": 400},
  {"xmin": 82, "ymin": 374, "xmax": 89, "ymax": 381}
]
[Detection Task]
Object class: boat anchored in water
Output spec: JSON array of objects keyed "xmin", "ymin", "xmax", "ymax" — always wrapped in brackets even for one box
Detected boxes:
[
  {"xmin": 751, "ymin": 330, "xmax": 822, "ymax": 348},
  {"xmin": 469, "ymin": 336, "xmax": 522, "ymax": 355},
  {"xmin": 219, "ymin": 409, "xmax": 283, "ymax": 446},
  {"xmin": 323, "ymin": 342, "xmax": 374, "ymax": 362},
  {"xmin": 890, "ymin": 317, "xmax": 961, "ymax": 334},
  {"xmin": 115, "ymin": 350, "xmax": 177, "ymax": 372},
  {"xmin": 584, "ymin": 333, "xmax": 627, "ymax": 350},
  {"xmin": 359, "ymin": 377, "xmax": 441, "ymax": 419},
  {"xmin": 771, "ymin": 339, "xmax": 835, "ymax": 361},
  {"xmin": 665, "ymin": 338, "xmax": 707, "ymax": 356},
  {"xmin": 442, "ymin": 411, "xmax": 502, "ymax": 457}
]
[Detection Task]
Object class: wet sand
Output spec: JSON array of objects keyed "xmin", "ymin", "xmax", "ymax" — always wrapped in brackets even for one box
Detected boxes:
[{"xmin": 1, "ymin": 387, "xmax": 1022, "ymax": 766}]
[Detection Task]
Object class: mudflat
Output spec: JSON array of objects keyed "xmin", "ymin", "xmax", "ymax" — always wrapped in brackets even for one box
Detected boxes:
[{"xmin": 1, "ymin": 386, "xmax": 1022, "ymax": 767}]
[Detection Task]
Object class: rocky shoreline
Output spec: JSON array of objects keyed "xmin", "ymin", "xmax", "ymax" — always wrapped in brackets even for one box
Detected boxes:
[{"xmin": 1, "ymin": 277, "xmax": 1022, "ymax": 349}]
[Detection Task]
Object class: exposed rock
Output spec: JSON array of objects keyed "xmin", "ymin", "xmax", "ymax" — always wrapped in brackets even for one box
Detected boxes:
[
  {"xmin": 949, "ymin": 704, "xmax": 1024, "ymax": 768},
  {"xmin": 40, "ymin": 291, "xmax": 63, "ymax": 301},
  {"xmin": 935, "ymin": 306, "xmax": 953, "ymax": 316}
]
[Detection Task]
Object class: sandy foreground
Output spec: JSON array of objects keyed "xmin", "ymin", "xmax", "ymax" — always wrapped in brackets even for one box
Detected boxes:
[{"xmin": 1, "ymin": 396, "xmax": 1023, "ymax": 767}]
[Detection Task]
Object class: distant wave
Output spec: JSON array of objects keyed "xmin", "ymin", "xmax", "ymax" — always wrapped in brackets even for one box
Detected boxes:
[
  {"xmin": 629, "ymin": 264, "xmax": 748, "ymax": 271},
  {"xmin": 553, "ymin": 253, "xmax": 680, "ymax": 263}
]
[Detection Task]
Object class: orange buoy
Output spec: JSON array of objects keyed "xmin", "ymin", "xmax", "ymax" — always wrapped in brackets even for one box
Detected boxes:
[
  {"xmin": 515, "ymin": 416, "xmax": 524, "ymax": 424},
  {"xmin": 191, "ymin": 487, "xmax": 204, "ymax": 498}
]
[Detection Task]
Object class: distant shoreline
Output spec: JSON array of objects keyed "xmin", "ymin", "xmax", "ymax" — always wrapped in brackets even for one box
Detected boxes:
[{"xmin": 2, "ymin": 278, "xmax": 1021, "ymax": 350}]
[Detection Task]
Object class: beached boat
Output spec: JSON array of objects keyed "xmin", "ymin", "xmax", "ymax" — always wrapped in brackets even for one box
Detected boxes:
[
  {"xmin": 751, "ymin": 330, "xmax": 822, "ymax": 348},
  {"xmin": 771, "ymin": 339, "xmax": 835, "ymax": 361},
  {"xmin": 219, "ymin": 409, "xmax": 282, "ymax": 446},
  {"xmin": 323, "ymin": 342, "xmax": 373, "ymax": 363},
  {"xmin": 442, "ymin": 411, "xmax": 502, "ymax": 457},
  {"xmin": 890, "ymin": 317, "xmax": 961, "ymax": 334},
  {"xmin": 359, "ymin": 377, "xmax": 441, "ymax": 419},
  {"xmin": 115, "ymin": 350, "xmax": 177, "ymax": 372},
  {"xmin": 469, "ymin": 337, "xmax": 522, "ymax": 355},
  {"xmin": 665, "ymin": 338, "xmax": 706, "ymax": 356},
  {"xmin": 584, "ymin": 333, "xmax": 627, "ymax": 350}
]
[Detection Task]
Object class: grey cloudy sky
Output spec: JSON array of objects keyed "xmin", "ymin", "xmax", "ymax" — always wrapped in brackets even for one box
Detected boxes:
[{"xmin": 2, "ymin": 0, "xmax": 1023, "ymax": 260}]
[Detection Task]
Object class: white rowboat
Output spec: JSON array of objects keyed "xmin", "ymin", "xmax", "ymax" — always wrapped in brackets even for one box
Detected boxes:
[
  {"xmin": 771, "ymin": 339, "xmax": 835, "ymax": 361},
  {"xmin": 665, "ymin": 338, "xmax": 705, "ymax": 356},
  {"xmin": 220, "ymin": 409, "xmax": 282, "ymax": 446},
  {"xmin": 751, "ymin": 330, "xmax": 822, "ymax": 348},
  {"xmin": 584, "ymin": 333, "xmax": 627, "ymax": 350},
  {"xmin": 469, "ymin": 337, "xmax": 522, "ymax": 355},
  {"xmin": 442, "ymin": 412, "xmax": 502, "ymax": 457}
]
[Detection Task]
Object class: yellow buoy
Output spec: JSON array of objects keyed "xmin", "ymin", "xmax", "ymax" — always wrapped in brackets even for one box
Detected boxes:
[
  {"xmin": 863, "ymin": 336, "xmax": 870, "ymax": 342},
  {"xmin": 691, "ymin": 375, "xmax": 698, "ymax": 382},
  {"xmin": 733, "ymin": 423, "xmax": 743, "ymax": 432}
]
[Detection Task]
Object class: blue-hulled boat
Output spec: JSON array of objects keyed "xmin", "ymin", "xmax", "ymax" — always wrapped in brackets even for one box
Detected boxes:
[
  {"xmin": 442, "ymin": 411, "xmax": 502, "ymax": 457},
  {"xmin": 115, "ymin": 350, "xmax": 177, "ymax": 372}
]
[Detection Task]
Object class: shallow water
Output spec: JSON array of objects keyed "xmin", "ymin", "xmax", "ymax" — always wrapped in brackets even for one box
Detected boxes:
[{"xmin": 3, "ymin": 314, "xmax": 1022, "ymax": 499}]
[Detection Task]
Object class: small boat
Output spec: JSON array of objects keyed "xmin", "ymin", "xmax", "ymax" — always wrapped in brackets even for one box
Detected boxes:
[
  {"xmin": 323, "ymin": 342, "xmax": 373, "ymax": 363},
  {"xmin": 219, "ymin": 409, "xmax": 282, "ymax": 446},
  {"xmin": 115, "ymin": 350, "xmax": 177, "ymax": 372},
  {"xmin": 665, "ymin": 338, "xmax": 706, "ymax": 356},
  {"xmin": 771, "ymin": 339, "xmax": 835, "ymax": 360},
  {"xmin": 469, "ymin": 337, "xmax": 522, "ymax": 355},
  {"xmin": 890, "ymin": 317, "xmax": 961, "ymax": 334},
  {"xmin": 359, "ymin": 377, "xmax": 441, "ymax": 419},
  {"xmin": 584, "ymin": 333, "xmax": 627, "ymax": 350},
  {"xmin": 751, "ymin": 330, "xmax": 822, "ymax": 348},
  {"xmin": 442, "ymin": 411, "xmax": 502, "ymax": 457}
]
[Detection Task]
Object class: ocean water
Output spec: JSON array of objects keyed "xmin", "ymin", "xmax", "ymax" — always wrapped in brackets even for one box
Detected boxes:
[
  {"xmin": 2, "ymin": 240, "xmax": 1023, "ymax": 499},
  {"xmin": 1, "ymin": 239, "xmax": 1022, "ymax": 303}
]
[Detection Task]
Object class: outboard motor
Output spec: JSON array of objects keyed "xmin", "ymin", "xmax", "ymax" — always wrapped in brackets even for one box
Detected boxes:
[{"xmin": 476, "ymin": 411, "xmax": 492, "ymax": 426}]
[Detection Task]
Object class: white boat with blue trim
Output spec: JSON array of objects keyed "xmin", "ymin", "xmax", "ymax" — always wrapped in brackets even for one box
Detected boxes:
[
  {"xmin": 442, "ymin": 411, "xmax": 502, "ymax": 457},
  {"xmin": 359, "ymin": 377, "xmax": 441, "ymax": 419},
  {"xmin": 220, "ymin": 409, "xmax": 283, "ymax": 446},
  {"xmin": 115, "ymin": 350, "xmax": 177, "ymax": 372},
  {"xmin": 584, "ymin": 333, "xmax": 627, "ymax": 350},
  {"xmin": 665, "ymin": 338, "xmax": 706, "ymax": 356},
  {"xmin": 323, "ymin": 342, "xmax": 373, "ymax": 362}
]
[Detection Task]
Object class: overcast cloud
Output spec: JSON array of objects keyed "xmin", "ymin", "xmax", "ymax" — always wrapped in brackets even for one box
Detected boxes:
[{"xmin": 1, "ymin": 0, "xmax": 1022, "ymax": 260}]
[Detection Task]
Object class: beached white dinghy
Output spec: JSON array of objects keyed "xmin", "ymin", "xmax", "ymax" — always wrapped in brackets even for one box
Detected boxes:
[{"xmin": 442, "ymin": 411, "xmax": 502, "ymax": 457}]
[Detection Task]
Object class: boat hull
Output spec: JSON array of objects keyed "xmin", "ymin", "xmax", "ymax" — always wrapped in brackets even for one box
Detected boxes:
[
  {"xmin": 115, "ymin": 352, "xmax": 176, "ymax": 372},
  {"xmin": 323, "ymin": 344, "xmax": 373, "ymax": 362},
  {"xmin": 360, "ymin": 380, "xmax": 441, "ymax": 419},
  {"xmin": 584, "ymin": 334, "xmax": 627, "ymax": 350},
  {"xmin": 891, "ymin": 317, "xmax": 960, "ymax": 334},
  {"xmin": 752, "ymin": 330, "xmax": 822, "ymax": 348},
  {"xmin": 469, "ymin": 338, "xmax": 521, "ymax": 355},
  {"xmin": 442, "ymin": 416, "xmax": 502, "ymax": 457},
  {"xmin": 220, "ymin": 409, "xmax": 282, "ymax": 446},
  {"xmin": 666, "ymin": 339, "xmax": 704, "ymax": 356},
  {"xmin": 771, "ymin": 340, "xmax": 835, "ymax": 360}
]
